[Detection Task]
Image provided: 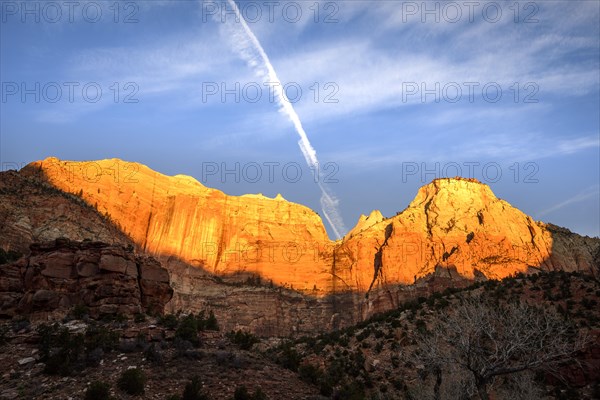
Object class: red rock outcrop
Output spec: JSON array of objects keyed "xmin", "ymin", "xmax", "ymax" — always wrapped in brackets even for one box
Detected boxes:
[
  {"xmin": 0, "ymin": 238, "xmax": 173, "ymax": 318},
  {"xmin": 0, "ymin": 169, "xmax": 132, "ymax": 255}
]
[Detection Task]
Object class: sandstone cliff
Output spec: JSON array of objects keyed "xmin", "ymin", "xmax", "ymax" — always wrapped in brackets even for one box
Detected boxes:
[
  {"xmin": 19, "ymin": 158, "xmax": 333, "ymax": 293},
  {"xmin": 1, "ymin": 158, "xmax": 599, "ymax": 335},
  {"xmin": 0, "ymin": 169, "xmax": 132, "ymax": 255},
  {"xmin": 0, "ymin": 238, "xmax": 172, "ymax": 319},
  {"xmin": 335, "ymin": 177, "xmax": 600, "ymax": 296},
  {"xmin": 10, "ymin": 159, "xmax": 600, "ymax": 295}
]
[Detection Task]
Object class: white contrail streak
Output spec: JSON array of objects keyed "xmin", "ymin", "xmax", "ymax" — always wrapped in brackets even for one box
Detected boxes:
[{"xmin": 222, "ymin": 0, "xmax": 346, "ymax": 239}]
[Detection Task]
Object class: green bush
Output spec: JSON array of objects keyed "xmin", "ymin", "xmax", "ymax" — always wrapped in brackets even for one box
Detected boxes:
[
  {"xmin": 232, "ymin": 385, "xmax": 266, "ymax": 400},
  {"xmin": 145, "ymin": 343, "xmax": 163, "ymax": 365},
  {"xmin": 336, "ymin": 381, "xmax": 365, "ymax": 400},
  {"xmin": 276, "ymin": 341, "xmax": 301, "ymax": 371},
  {"xmin": 0, "ymin": 248, "xmax": 22, "ymax": 265},
  {"xmin": 85, "ymin": 381, "xmax": 111, "ymax": 400},
  {"xmin": 159, "ymin": 314, "xmax": 179, "ymax": 329},
  {"xmin": 251, "ymin": 388, "xmax": 267, "ymax": 400},
  {"xmin": 182, "ymin": 376, "xmax": 208, "ymax": 400},
  {"xmin": 227, "ymin": 330, "xmax": 259, "ymax": 350},
  {"xmin": 205, "ymin": 310, "xmax": 219, "ymax": 331},
  {"xmin": 233, "ymin": 386, "xmax": 251, "ymax": 400},
  {"xmin": 85, "ymin": 325, "xmax": 119, "ymax": 352},
  {"xmin": 38, "ymin": 323, "xmax": 85, "ymax": 376},
  {"xmin": 176, "ymin": 314, "xmax": 200, "ymax": 346},
  {"xmin": 118, "ymin": 368, "xmax": 146, "ymax": 395},
  {"xmin": 298, "ymin": 363, "xmax": 322, "ymax": 385}
]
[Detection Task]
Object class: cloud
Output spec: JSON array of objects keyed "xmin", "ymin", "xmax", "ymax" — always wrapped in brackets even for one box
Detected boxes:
[
  {"xmin": 537, "ymin": 184, "xmax": 600, "ymax": 217},
  {"xmin": 221, "ymin": 0, "xmax": 347, "ymax": 238},
  {"xmin": 260, "ymin": 2, "xmax": 599, "ymax": 124},
  {"xmin": 321, "ymin": 132, "xmax": 599, "ymax": 168}
]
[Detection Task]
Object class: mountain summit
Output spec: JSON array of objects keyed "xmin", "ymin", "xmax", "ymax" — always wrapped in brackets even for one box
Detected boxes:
[
  {"xmin": 1, "ymin": 158, "xmax": 598, "ymax": 331},
  {"xmin": 5, "ymin": 158, "xmax": 598, "ymax": 291}
]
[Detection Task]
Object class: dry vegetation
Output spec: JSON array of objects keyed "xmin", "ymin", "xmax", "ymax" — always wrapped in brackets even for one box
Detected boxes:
[{"xmin": 0, "ymin": 271, "xmax": 598, "ymax": 399}]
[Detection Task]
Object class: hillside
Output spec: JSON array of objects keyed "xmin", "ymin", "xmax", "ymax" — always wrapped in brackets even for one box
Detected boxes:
[
  {"xmin": 267, "ymin": 271, "xmax": 600, "ymax": 399},
  {"xmin": 0, "ymin": 272, "xmax": 597, "ymax": 399}
]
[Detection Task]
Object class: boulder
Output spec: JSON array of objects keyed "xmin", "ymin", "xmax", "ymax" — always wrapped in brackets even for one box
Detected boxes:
[{"xmin": 0, "ymin": 239, "xmax": 172, "ymax": 318}]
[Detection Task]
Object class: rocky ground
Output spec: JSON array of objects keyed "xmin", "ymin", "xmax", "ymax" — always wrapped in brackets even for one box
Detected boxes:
[
  {"xmin": 268, "ymin": 271, "xmax": 600, "ymax": 400},
  {"xmin": 0, "ymin": 315, "xmax": 321, "ymax": 400},
  {"xmin": 1, "ymin": 271, "xmax": 598, "ymax": 400}
]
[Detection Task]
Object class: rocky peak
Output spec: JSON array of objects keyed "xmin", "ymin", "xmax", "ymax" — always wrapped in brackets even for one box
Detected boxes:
[
  {"xmin": 334, "ymin": 177, "xmax": 599, "ymax": 294},
  {"xmin": 347, "ymin": 210, "xmax": 386, "ymax": 238},
  {"xmin": 2, "ymin": 159, "xmax": 598, "ymax": 334}
]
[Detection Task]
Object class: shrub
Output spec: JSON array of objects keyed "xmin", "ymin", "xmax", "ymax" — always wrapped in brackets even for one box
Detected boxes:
[
  {"xmin": 145, "ymin": 343, "xmax": 163, "ymax": 364},
  {"xmin": 415, "ymin": 319, "xmax": 427, "ymax": 334},
  {"xmin": 204, "ymin": 310, "xmax": 219, "ymax": 331},
  {"xmin": 336, "ymin": 381, "xmax": 365, "ymax": 400},
  {"xmin": 85, "ymin": 381, "xmax": 111, "ymax": 400},
  {"xmin": 299, "ymin": 363, "xmax": 322, "ymax": 385},
  {"xmin": 276, "ymin": 341, "xmax": 301, "ymax": 371},
  {"xmin": 118, "ymin": 368, "xmax": 146, "ymax": 395},
  {"xmin": 158, "ymin": 314, "xmax": 179, "ymax": 329},
  {"xmin": 0, "ymin": 248, "xmax": 22, "ymax": 265},
  {"xmin": 38, "ymin": 323, "xmax": 85, "ymax": 376},
  {"xmin": 581, "ymin": 298, "xmax": 598, "ymax": 310},
  {"xmin": 251, "ymin": 388, "xmax": 267, "ymax": 400},
  {"xmin": 71, "ymin": 304, "xmax": 90, "ymax": 319},
  {"xmin": 182, "ymin": 376, "xmax": 208, "ymax": 400},
  {"xmin": 176, "ymin": 314, "xmax": 200, "ymax": 346},
  {"xmin": 232, "ymin": 385, "xmax": 267, "ymax": 400},
  {"xmin": 233, "ymin": 386, "xmax": 250, "ymax": 400},
  {"xmin": 86, "ymin": 325, "xmax": 119, "ymax": 352},
  {"xmin": 134, "ymin": 313, "xmax": 147, "ymax": 323},
  {"xmin": 227, "ymin": 330, "xmax": 259, "ymax": 350}
]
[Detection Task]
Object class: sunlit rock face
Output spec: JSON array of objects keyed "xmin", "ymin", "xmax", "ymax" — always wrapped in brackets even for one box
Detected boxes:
[
  {"xmin": 336, "ymin": 178, "xmax": 599, "ymax": 295},
  {"xmin": 15, "ymin": 159, "xmax": 600, "ymax": 301},
  {"xmin": 20, "ymin": 158, "xmax": 334, "ymax": 293},
  {"xmin": 2, "ymin": 158, "xmax": 599, "ymax": 334}
]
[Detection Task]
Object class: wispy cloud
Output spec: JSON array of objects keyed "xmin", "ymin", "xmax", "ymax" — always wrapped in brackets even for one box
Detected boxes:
[
  {"xmin": 537, "ymin": 184, "xmax": 600, "ymax": 217},
  {"xmin": 321, "ymin": 132, "xmax": 599, "ymax": 168}
]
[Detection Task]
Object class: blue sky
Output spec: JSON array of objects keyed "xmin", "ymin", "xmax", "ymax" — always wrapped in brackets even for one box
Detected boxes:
[{"xmin": 1, "ymin": 0, "xmax": 599, "ymax": 238}]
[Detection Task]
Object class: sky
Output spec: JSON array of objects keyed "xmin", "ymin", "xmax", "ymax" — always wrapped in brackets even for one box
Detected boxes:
[{"xmin": 1, "ymin": 0, "xmax": 599, "ymax": 239}]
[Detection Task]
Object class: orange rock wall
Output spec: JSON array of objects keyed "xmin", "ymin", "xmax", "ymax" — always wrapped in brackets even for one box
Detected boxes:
[
  {"xmin": 22, "ymin": 158, "xmax": 333, "ymax": 293},
  {"xmin": 19, "ymin": 159, "xmax": 599, "ymax": 298}
]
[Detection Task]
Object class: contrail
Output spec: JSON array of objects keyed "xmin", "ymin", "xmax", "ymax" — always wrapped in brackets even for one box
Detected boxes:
[{"xmin": 220, "ymin": 0, "xmax": 347, "ymax": 239}]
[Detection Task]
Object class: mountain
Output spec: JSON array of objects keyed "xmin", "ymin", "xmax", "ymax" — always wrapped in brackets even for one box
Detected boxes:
[
  {"xmin": 335, "ymin": 177, "xmax": 599, "ymax": 295},
  {"xmin": 18, "ymin": 157, "xmax": 332, "ymax": 292},
  {"xmin": 1, "ymin": 157, "xmax": 598, "ymax": 334}
]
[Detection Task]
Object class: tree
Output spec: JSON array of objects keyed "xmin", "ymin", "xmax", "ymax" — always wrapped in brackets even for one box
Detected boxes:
[{"xmin": 413, "ymin": 296, "xmax": 587, "ymax": 400}]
